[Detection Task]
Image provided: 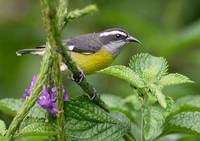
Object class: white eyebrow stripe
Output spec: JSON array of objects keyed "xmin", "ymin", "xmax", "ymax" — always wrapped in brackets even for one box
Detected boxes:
[{"xmin": 99, "ymin": 31, "xmax": 127, "ymax": 37}]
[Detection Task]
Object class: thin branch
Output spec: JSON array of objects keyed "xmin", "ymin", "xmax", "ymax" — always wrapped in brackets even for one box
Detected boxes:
[
  {"xmin": 67, "ymin": 4, "xmax": 97, "ymax": 21},
  {"xmin": 5, "ymin": 0, "xmax": 64, "ymax": 140},
  {"xmin": 5, "ymin": 42, "xmax": 53, "ymax": 141},
  {"xmin": 62, "ymin": 4, "xmax": 97, "ymax": 30}
]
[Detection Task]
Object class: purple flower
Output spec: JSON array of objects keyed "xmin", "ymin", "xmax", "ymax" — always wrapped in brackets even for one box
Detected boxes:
[
  {"xmin": 37, "ymin": 86, "xmax": 58, "ymax": 114},
  {"xmin": 24, "ymin": 75, "xmax": 37, "ymax": 99},
  {"xmin": 37, "ymin": 86, "xmax": 52, "ymax": 109},
  {"xmin": 24, "ymin": 75, "xmax": 69, "ymax": 115}
]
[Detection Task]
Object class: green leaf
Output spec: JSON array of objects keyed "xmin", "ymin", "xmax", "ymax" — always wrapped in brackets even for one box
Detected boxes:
[
  {"xmin": 28, "ymin": 104, "xmax": 46, "ymax": 119},
  {"xmin": 98, "ymin": 65, "xmax": 144, "ymax": 88},
  {"xmin": 0, "ymin": 98, "xmax": 46, "ymax": 118},
  {"xmin": 144, "ymin": 106, "xmax": 166, "ymax": 141},
  {"xmin": 176, "ymin": 95, "xmax": 200, "ymax": 109},
  {"xmin": 129, "ymin": 53, "xmax": 168, "ymax": 84},
  {"xmin": 17, "ymin": 118, "xmax": 57, "ymax": 137},
  {"xmin": 0, "ymin": 120, "xmax": 6, "ymax": 136},
  {"xmin": 0, "ymin": 98, "xmax": 23, "ymax": 116},
  {"xmin": 64, "ymin": 96, "xmax": 131, "ymax": 141},
  {"xmin": 155, "ymin": 89, "xmax": 167, "ymax": 108},
  {"xmin": 101, "ymin": 94, "xmax": 139, "ymax": 125},
  {"xmin": 159, "ymin": 73, "xmax": 193, "ymax": 87},
  {"xmin": 100, "ymin": 94, "xmax": 125, "ymax": 109},
  {"xmin": 164, "ymin": 112, "xmax": 200, "ymax": 135},
  {"xmin": 171, "ymin": 95, "xmax": 200, "ymax": 114}
]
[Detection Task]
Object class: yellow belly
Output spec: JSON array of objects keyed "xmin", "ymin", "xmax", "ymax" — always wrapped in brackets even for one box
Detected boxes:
[{"xmin": 69, "ymin": 49, "xmax": 113, "ymax": 74}]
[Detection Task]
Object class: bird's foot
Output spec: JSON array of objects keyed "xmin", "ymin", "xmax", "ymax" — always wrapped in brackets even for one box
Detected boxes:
[{"xmin": 71, "ymin": 68, "xmax": 85, "ymax": 84}]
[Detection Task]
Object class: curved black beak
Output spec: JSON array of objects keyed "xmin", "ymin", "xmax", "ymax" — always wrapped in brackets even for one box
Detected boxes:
[{"xmin": 126, "ymin": 35, "xmax": 142, "ymax": 45}]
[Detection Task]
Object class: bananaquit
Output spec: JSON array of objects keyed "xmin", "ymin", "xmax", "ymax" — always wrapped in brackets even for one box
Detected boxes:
[{"xmin": 16, "ymin": 28, "xmax": 141, "ymax": 74}]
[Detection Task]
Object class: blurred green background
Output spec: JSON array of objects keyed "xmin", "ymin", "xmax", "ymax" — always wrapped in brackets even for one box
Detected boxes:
[{"xmin": 0, "ymin": 0, "xmax": 200, "ymax": 100}]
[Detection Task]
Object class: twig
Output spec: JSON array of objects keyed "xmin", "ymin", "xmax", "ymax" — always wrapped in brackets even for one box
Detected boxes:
[{"xmin": 67, "ymin": 4, "xmax": 97, "ymax": 21}]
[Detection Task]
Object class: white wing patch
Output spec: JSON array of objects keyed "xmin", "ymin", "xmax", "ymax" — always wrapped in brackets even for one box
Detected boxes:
[
  {"xmin": 100, "ymin": 31, "xmax": 127, "ymax": 37},
  {"xmin": 68, "ymin": 45, "xmax": 75, "ymax": 51}
]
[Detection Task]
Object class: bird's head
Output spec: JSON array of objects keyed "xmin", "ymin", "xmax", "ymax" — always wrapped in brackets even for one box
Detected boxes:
[{"xmin": 98, "ymin": 28, "xmax": 141, "ymax": 56}]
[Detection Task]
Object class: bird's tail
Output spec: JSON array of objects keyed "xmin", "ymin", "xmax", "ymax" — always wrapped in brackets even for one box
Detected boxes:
[{"xmin": 16, "ymin": 47, "xmax": 45, "ymax": 56}]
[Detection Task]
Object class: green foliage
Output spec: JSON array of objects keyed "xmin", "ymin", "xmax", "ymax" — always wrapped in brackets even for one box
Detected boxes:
[
  {"xmin": 0, "ymin": 98, "xmax": 46, "ymax": 118},
  {"xmin": 129, "ymin": 53, "xmax": 168, "ymax": 83},
  {"xmin": 157, "ymin": 95, "xmax": 200, "ymax": 138},
  {"xmin": 164, "ymin": 112, "xmax": 200, "ymax": 135},
  {"xmin": 28, "ymin": 104, "xmax": 46, "ymax": 119},
  {"xmin": 0, "ymin": 120, "xmax": 6, "ymax": 136},
  {"xmin": 98, "ymin": 53, "xmax": 197, "ymax": 141},
  {"xmin": 17, "ymin": 118, "xmax": 56, "ymax": 137},
  {"xmin": 100, "ymin": 94, "xmax": 125, "ymax": 109},
  {"xmin": 154, "ymin": 88, "xmax": 167, "ymax": 108},
  {"xmin": 0, "ymin": 98, "xmax": 23, "ymax": 116},
  {"xmin": 101, "ymin": 93, "xmax": 200, "ymax": 141},
  {"xmin": 0, "ymin": 52, "xmax": 195, "ymax": 141},
  {"xmin": 0, "ymin": 96, "xmax": 131, "ymax": 140},
  {"xmin": 142, "ymin": 99, "xmax": 173, "ymax": 141},
  {"xmin": 0, "ymin": 0, "xmax": 199, "ymax": 140},
  {"xmin": 174, "ymin": 95, "xmax": 200, "ymax": 111},
  {"xmin": 99, "ymin": 65, "xmax": 144, "ymax": 88},
  {"xmin": 159, "ymin": 73, "xmax": 193, "ymax": 88},
  {"xmin": 99, "ymin": 53, "xmax": 193, "ymax": 108},
  {"xmin": 144, "ymin": 106, "xmax": 166, "ymax": 141},
  {"xmin": 64, "ymin": 96, "xmax": 131, "ymax": 141}
]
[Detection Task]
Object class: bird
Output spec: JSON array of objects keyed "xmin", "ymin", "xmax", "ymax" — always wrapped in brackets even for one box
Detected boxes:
[{"xmin": 16, "ymin": 28, "xmax": 141, "ymax": 75}]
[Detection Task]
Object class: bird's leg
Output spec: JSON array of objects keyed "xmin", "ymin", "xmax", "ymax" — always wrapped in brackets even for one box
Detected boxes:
[
  {"xmin": 71, "ymin": 69, "xmax": 97, "ymax": 100},
  {"xmin": 71, "ymin": 68, "xmax": 85, "ymax": 84}
]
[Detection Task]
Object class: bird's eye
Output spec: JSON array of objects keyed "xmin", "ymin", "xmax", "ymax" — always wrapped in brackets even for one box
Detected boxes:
[{"xmin": 115, "ymin": 34, "xmax": 121, "ymax": 39}]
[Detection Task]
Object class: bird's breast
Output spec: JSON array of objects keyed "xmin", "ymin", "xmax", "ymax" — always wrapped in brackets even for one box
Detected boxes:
[{"xmin": 69, "ymin": 49, "xmax": 113, "ymax": 74}]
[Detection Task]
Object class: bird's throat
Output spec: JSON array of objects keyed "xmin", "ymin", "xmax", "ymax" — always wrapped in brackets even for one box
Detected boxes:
[{"xmin": 104, "ymin": 41, "xmax": 126, "ymax": 57}]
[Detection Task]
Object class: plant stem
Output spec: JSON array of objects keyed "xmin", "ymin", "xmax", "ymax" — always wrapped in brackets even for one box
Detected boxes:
[
  {"xmin": 141, "ymin": 107, "xmax": 144, "ymax": 141},
  {"xmin": 55, "ymin": 57, "xmax": 65, "ymax": 141},
  {"xmin": 40, "ymin": 0, "xmax": 66, "ymax": 140},
  {"xmin": 140, "ymin": 96, "xmax": 145, "ymax": 141},
  {"xmin": 5, "ymin": 40, "xmax": 53, "ymax": 141},
  {"xmin": 5, "ymin": 1, "xmax": 98, "ymax": 140}
]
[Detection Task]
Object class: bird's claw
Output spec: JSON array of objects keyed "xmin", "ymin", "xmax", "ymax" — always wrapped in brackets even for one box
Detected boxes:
[{"xmin": 71, "ymin": 69, "xmax": 85, "ymax": 84}]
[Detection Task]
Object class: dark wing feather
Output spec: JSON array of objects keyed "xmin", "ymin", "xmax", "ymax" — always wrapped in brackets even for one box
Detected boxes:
[{"xmin": 63, "ymin": 33, "xmax": 102, "ymax": 54}]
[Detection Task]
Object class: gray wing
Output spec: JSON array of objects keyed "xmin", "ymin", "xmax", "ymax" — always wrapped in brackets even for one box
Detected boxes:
[{"xmin": 63, "ymin": 33, "xmax": 102, "ymax": 54}]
